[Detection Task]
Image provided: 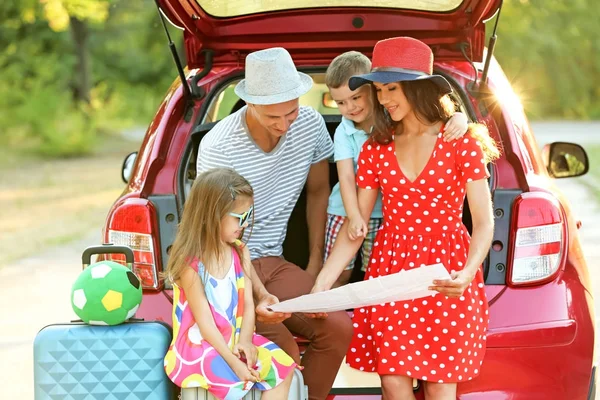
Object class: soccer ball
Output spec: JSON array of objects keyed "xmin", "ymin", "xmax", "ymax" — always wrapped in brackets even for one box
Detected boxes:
[{"xmin": 71, "ymin": 260, "xmax": 142, "ymax": 325}]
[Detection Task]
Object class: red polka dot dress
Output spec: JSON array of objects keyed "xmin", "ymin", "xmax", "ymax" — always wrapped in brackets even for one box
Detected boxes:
[{"xmin": 347, "ymin": 131, "xmax": 490, "ymax": 383}]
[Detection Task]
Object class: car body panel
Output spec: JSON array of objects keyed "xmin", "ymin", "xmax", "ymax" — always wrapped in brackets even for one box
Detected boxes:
[
  {"xmin": 103, "ymin": 42, "xmax": 595, "ymax": 398},
  {"xmin": 158, "ymin": 0, "xmax": 501, "ymax": 67}
]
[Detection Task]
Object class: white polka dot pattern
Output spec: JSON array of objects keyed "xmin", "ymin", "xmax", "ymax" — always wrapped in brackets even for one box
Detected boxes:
[{"xmin": 348, "ymin": 132, "xmax": 490, "ymax": 383}]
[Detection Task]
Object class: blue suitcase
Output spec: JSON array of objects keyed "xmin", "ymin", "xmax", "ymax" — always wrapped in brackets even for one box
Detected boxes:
[
  {"xmin": 34, "ymin": 321, "xmax": 174, "ymax": 399},
  {"xmin": 34, "ymin": 244, "xmax": 174, "ymax": 399}
]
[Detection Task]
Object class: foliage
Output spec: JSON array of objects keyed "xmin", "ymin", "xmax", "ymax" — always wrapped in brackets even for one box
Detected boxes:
[
  {"xmin": 0, "ymin": 0, "xmax": 598, "ymax": 158},
  {"xmin": 41, "ymin": 0, "xmax": 110, "ymax": 32},
  {"xmin": 493, "ymin": 0, "xmax": 600, "ymax": 119},
  {"xmin": 0, "ymin": 0, "xmax": 177, "ymax": 157}
]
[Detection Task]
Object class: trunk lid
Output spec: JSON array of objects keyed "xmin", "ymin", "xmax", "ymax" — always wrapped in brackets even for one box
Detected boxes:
[{"xmin": 158, "ymin": 0, "xmax": 501, "ymax": 67}]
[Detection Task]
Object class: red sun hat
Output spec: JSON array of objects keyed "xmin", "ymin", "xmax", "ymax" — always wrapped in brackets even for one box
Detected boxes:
[{"xmin": 349, "ymin": 37, "xmax": 452, "ymax": 95}]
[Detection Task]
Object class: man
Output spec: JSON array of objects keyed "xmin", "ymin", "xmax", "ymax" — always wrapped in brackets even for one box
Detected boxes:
[{"xmin": 197, "ymin": 47, "xmax": 353, "ymax": 400}]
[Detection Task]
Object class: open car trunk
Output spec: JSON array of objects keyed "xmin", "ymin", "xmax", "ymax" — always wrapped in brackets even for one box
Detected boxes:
[{"xmin": 158, "ymin": 0, "xmax": 502, "ymax": 67}]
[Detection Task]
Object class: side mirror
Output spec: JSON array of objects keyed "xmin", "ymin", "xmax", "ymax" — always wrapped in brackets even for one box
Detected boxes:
[
  {"xmin": 121, "ymin": 152, "xmax": 138, "ymax": 183},
  {"xmin": 542, "ymin": 142, "xmax": 588, "ymax": 179}
]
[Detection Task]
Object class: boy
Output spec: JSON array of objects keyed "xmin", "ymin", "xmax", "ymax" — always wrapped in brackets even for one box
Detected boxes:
[{"xmin": 324, "ymin": 51, "xmax": 468, "ymax": 287}]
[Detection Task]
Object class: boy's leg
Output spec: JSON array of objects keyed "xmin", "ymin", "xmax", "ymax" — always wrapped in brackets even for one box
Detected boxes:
[
  {"xmin": 253, "ymin": 256, "xmax": 353, "ymax": 400},
  {"xmin": 360, "ymin": 218, "xmax": 383, "ymax": 272},
  {"xmin": 324, "ymin": 214, "xmax": 356, "ymax": 287}
]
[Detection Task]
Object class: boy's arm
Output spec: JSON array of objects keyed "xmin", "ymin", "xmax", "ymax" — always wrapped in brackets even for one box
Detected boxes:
[
  {"xmin": 443, "ymin": 112, "xmax": 469, "ymax": 142},
  {"xmin": 338, "ymin": 159, "xmax": 367, "ymax": 239},
  {"xmin": 337, "ymin": 159, "xmax": 360, "ymax": 220}
]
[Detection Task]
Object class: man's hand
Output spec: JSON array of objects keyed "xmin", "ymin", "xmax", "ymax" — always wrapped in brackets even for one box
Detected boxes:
[
  {"xmin": 443, "ymin": 112, "xmax": 469, "ymax": 142},
  {"xmin": 255, "ymin": 293, "xmax": 291, "ymax": 324}
]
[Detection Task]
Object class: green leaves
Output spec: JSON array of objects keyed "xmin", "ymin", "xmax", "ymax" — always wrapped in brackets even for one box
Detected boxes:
[
  {"xmin": 494, "ymin": 0, "xmax": 600, "ymax": 118},
  {"xmin": 0, "ymin": 0, "xmax": 177, "ymax": 157}
]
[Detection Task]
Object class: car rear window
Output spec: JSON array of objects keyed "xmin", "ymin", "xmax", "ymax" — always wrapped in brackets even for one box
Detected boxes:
[
  {"xmin": 202, "ymin": 73, "xmax": 340, "ymax": 124},
  {"xmin": 196, "ymin": 0, "xmax": 463, "ymax": 18}
]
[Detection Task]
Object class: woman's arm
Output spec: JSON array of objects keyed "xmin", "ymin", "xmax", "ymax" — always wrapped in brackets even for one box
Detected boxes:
[
  {"xmin": 430, "ymin": 179, "xmax": 494, "ymax": 296},
  {"xmin": 312, "ymin": 187, "xmax": 379, "ymax": 292},
  {"xmin": 463, "ymin": 179, "xmax": 495, "ymax": 274}
]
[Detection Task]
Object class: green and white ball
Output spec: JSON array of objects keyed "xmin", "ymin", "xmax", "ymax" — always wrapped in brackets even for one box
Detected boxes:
[{"xmin": 71, "ymin": 261, "xmax": 142, "ymax": 325}]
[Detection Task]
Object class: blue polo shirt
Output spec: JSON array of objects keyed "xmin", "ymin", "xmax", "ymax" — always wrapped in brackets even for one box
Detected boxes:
[{"xmin": 327, "ymin": 117, "xmax": 383, "ymax": 218}]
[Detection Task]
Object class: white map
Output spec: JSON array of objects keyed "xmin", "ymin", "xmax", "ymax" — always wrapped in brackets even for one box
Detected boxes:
[{"xmin": 269, "ymin": 263, "xmax": 451, "ymax": 313}]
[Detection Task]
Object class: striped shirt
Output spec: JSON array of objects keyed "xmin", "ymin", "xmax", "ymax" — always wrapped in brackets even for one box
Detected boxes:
[{"xmin": 197, "ymin": 106, "xmax": 334, "ymax": 260}]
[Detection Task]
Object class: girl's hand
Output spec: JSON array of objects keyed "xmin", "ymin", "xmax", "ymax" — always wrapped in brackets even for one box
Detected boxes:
[
  {"xmin": 348, "ymin": 214, "xmax": 368, "ymax": 240},
  {"xmin": 233, "ymin": 341, "xmax": 258, "ymax": 370},
  {"xmin": 229, "ymin": 356, "xmax": 261, "ymax": 383},
  {"xmin": 428, "ymin": 269, "xmax": 476, "ymax": 298},
  {"xmin": 443, "ymin": 112, "xmax": 469, "ymax": 142}
]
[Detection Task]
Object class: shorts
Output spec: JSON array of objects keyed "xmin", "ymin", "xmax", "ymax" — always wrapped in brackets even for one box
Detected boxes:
[{"xmin": 323, "ymin": 214, "xmax": 383, "ymax": 271}]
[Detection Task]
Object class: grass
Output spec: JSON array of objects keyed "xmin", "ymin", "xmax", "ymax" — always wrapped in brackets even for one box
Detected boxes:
[{"xmin": 0, "ymin": 134, "xmax": 141, "ymax": 267}]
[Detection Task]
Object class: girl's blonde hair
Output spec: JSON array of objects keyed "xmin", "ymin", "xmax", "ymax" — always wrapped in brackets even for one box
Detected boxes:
[{"xmin": 165, "ymin": 168, "xmax": 254, "ymax": 282}]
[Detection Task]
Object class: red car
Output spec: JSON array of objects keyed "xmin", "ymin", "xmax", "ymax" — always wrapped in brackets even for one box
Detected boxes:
[{"xmin": 103, "ymin": 0, "xmax": 596, "ymax": 398}]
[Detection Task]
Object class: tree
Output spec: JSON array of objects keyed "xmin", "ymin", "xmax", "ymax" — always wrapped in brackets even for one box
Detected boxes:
[
  {"xmin": 494, "ymin": 0, "xmax": 600, "ymax": 118},
  {"xmin": 41, "ymin": 0, "xmax": 110, "ymax": 104}
]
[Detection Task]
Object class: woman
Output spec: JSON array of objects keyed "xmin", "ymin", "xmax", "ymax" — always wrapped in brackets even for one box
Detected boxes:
[{"xmin": 312, "ymin": 37, "xmax": 499, "ymax": 400}]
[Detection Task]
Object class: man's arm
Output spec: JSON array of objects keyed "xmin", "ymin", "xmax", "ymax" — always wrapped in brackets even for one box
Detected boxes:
[{"xmin": 305, "ymin": 159, "xmax": 330, "ymax": 278}]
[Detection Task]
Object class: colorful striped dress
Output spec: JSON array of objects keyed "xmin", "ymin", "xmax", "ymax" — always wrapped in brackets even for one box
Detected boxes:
[{"xmin": 164, "ymin": 248, "xmax": 297, "ymax": 399}]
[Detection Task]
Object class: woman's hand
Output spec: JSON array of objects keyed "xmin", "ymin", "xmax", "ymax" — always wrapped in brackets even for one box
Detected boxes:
[
  {"xmin": 429, "ymin": 268, "xmax": 476, "ymax": 298},
  {"xmin": 348, "ymin": 214, "xmax": 368, "ymax": 240},
  {"xmin": 233, "ymin": 340, "xmax": 258, "ymax": 370},
  {"xmin": 229, "ymin": 356, "xmax": 261, "ymax": 383},
  {"xmin": 255, "ymin": 293, "xmax": 291, "ymax": 324},
  {"xmin": 443, "ymin": 112, "xmax": 469, "ymax": 142}
]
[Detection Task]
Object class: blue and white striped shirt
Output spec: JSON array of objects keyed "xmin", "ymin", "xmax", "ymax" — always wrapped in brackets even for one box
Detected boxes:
[{"xmin": 197, "ymin": 106, "xmax": 334, "ymax": 260}]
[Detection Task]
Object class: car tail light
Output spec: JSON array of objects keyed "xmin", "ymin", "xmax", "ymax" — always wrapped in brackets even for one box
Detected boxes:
[
  {"xmin": 507, "ymin": 192, "xmax": 566, "ymax": 286},
  {"xmin": 104, "ymin": 198, "xmax": 163, "ymax": 290}
]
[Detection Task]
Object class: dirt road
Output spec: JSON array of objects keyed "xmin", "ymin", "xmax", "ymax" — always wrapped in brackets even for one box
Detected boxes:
[{"xmin": 1, "ymin": 122, "xmax": 599, "ymax": 398}]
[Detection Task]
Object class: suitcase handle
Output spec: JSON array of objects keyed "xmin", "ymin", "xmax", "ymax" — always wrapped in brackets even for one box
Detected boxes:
[{"xmin": 82, "ymin": 244, "xmax": 135, "ymax": 268}]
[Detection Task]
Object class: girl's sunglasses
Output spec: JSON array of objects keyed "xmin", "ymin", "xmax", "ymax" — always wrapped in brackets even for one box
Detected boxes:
[{"xmin": 229, "ymin": 205, "xmax": 253, "ymax": 227}]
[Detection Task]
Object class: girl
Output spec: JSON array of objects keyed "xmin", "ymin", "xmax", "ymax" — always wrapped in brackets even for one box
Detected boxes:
[
  {"xmin": 312, "ymin": 37, "xmax": 500, "ymax": 400},
  {"xmin": 164, "ymin": 168, "xmax": 296, "ymax": 400}
]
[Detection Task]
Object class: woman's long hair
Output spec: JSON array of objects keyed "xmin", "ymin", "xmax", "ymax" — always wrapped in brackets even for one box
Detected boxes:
[
  {"xmin": 164, "ymin": 168, "xmax": 254, "ymax": 282},
  {"xmin": 370, "ymin": 80, "xmax": 499, "ymax": 163}
]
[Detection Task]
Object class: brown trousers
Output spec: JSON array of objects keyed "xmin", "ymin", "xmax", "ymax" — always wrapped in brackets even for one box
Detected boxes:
[{"xmin": 252, "ymin": 256, "xmax": 353, "ymax": 400}]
